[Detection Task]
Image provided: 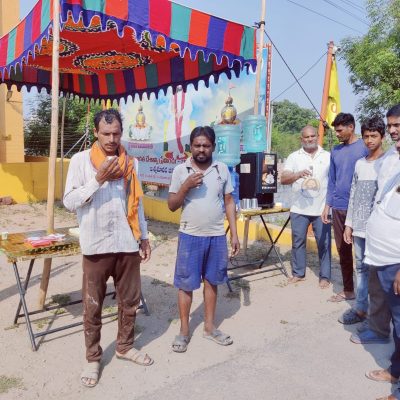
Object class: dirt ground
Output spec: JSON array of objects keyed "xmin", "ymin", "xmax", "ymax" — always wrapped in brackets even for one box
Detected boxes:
[{"xmin": 0, "ymin": 203, "xmax": 394, "ymax": 400}]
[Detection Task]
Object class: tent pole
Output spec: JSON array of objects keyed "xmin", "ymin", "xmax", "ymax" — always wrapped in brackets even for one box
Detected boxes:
[
  {"xmin": 39, "ymin": 0, "xmax": 60, "ymax": 309},
  {"xmin": 318, "ymin": 41, "xmax": 334, "ymax": 146},
  {"xmin": 253, "ymin": 0, "xmax": 266, "ymax": 114},
  {"xmin": 60, "ymin": 96, "xmax": 67, "ymax": 200}
]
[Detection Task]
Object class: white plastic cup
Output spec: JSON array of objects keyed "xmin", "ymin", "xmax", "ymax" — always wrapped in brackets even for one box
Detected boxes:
[
  {"xmin": 1, "ymin": 231, "xmax": 8, "ymax": 240},
  {"xmin": 240, "ymin": 198, "xmax": 251, "ymax": 210}
]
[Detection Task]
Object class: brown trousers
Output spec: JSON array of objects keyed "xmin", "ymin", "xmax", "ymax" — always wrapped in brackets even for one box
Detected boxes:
[
  {"xmin": 82, "ymin": 252, "xmax": 141, "ymax": 362},
  {"xmin": 332, "ymin": 209, "xmax": 354, "ymax": 292}
]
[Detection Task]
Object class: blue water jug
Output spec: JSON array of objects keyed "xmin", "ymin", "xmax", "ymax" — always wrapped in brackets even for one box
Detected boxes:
[
  {"xmin": 213, "ymin": 124, "xmax": 241, "ymax": 167},
  {"xmin": 228, "ymin": 167, "xmax": 240, "ymax": 208},
  {"xmin": 242, "ymin": 115, "xmax": 267, "ymax": 153}
]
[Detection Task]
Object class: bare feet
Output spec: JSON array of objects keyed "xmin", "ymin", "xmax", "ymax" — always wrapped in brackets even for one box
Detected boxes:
[
  {"xmin": 287, "ymin": 276, "xmax": 306, "ymax": 284},
  {"xmin": 319, "ymin": 279, "xmax": 331, "ymax": 289}
]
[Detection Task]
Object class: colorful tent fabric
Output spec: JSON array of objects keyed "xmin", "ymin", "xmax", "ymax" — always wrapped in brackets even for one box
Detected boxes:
[{"xmin": 0, "ymin": 0, "xmax": 257, "ymax": 101}]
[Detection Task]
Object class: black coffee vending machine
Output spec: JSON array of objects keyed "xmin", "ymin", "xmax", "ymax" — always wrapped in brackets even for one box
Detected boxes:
[{"xmin": 236, "ymin": 152, "xmax": 278, "ymax": 208}]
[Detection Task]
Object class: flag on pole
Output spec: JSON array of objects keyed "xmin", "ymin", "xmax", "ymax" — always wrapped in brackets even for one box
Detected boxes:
[{"xmin": 326, "ymin": 58, "xmax": 341, "ymax": 127}]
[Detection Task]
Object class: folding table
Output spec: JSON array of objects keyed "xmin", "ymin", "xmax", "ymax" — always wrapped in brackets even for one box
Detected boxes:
[{"xmin": 0, "ymin": 227, "xmax": 149, "ymax": 351}]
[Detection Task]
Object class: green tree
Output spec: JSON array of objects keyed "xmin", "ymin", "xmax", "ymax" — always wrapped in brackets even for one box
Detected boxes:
[
  {"xmin": 341, "ymin": 0, "xmax": 400, "ymax": 117},
  {"xmin": 270, "ymin": 100, "xmax": 319, "ymax": 159},
  {"xmin": 271, "ymin": 100, "xmax": 319, "ymax": 134},
  {"xmin": 24, "ymin": 94, "xmax": 103, "ymax": 157}
]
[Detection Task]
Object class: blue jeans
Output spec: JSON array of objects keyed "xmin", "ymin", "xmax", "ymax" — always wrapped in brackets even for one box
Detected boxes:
[
  {"xmin": 290, "ymin": 212, "xmax": 331, "ymax": 280},
  {"xmin": 354, "ymin": 236, "xmax": 369, "ymax": 313},
  {"xmin": 376, "ymin": 264, "xmax": 400, "ymax": 383}
]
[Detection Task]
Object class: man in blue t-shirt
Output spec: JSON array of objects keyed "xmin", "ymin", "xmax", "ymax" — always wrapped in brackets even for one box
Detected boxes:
[{"xmin": 321, "ymin": 113, "xmax": 368, "ymax": 302}]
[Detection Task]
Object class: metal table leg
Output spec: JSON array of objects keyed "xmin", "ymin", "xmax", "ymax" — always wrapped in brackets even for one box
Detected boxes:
[
  {"xmin": 259, "ymin": 215, "xmax": 289, "ymax": 277},
  {"xmin": 14, "ymin": 259, "xmax": 35, "ymax": 325},
  {"xmin": 12, "ymin": 261, "xmax": 38, "ymax": 351}
]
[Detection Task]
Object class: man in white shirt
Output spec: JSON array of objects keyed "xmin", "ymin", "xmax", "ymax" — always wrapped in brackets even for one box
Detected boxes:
[
  {"xmin": 281, "ymin": 125, "xmax": 331, "ymax": 288},
  {"xmin": 364, "ymin": 135, "xmax": 400, "ymax": 400},
  {"xmin": 64, "ymin": 109, "xmax": 152, "ymax": 388}
]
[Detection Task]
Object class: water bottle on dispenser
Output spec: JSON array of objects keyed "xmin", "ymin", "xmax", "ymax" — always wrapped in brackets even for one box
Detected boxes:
[{"xmin": 242, "ymin": 115, "xmax": 267, "ymax": 153}]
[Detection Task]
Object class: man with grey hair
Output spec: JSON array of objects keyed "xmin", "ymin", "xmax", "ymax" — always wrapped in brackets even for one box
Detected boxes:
[{"xmin": 281, "ymin": 125, "xmax": 331, "ymax": 288}]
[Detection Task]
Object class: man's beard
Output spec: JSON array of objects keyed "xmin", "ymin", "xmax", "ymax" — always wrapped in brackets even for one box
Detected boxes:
[
  {"xmin": 303, "ymin": 143, "xmax": 318, "ymax": 152},
  {"xmin": 193, "ymin": 154, "xmax": 211, "ymax": 164}
]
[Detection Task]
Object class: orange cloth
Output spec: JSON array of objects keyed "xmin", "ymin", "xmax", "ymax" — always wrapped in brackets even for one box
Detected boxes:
[{"xmin": 90, "ymin": 141, "xmax": 143, "ymax": 240}]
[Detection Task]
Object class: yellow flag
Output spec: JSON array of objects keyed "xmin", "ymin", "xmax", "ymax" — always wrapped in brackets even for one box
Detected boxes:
[{"xmin": 326, "ymin": 58, "xmax": 341, "ymax": 127}]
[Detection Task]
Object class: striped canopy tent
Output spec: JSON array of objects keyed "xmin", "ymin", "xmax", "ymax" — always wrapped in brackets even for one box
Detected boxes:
[{"xmin": 0, "ymin": 0, "xmax": 257, "ymax": 102}]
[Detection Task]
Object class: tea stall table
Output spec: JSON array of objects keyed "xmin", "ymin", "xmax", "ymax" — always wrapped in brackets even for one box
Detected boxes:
[
  {"xmin": 227, "ymin": 206, "xmax": 290, "ymax": 287},
  {"xmin": 0, "ymin": 227, "xmax": 148, "ymax": 351}
]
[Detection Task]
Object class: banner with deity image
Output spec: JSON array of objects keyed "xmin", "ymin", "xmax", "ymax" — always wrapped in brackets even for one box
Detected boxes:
[{"xmin": 121, "ymin": 47, "xmax": 269, "ymax": 186}]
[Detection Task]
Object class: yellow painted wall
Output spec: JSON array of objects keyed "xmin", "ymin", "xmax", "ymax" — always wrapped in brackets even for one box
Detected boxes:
[
  {"xmin": 0, "ymin": 159, "xmax": 70, "ymax": 203},
  {"xmin": 0, "ymin": 1, "xmax": 24, "ymax": 163},
  {"xmin": 0, "ymin": 160, "xmax": 335, "ymax": 255}
]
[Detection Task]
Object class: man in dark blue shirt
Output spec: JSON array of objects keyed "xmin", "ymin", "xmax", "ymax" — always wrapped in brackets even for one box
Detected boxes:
[{"xmin": 321, "ymin": 113, "xmax": 368, "ymax": 302}]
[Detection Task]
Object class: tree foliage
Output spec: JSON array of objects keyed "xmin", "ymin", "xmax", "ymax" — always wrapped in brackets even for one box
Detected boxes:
[
  {"xmin": 341, "ymin": 0, "xmax": 400, "ymax": 117},
  {"xmin": 271, "ymin": 99, "xmax": 319, "ymax": 134},
  {"xmin": 270, "ymin": 100, "xmax": 319, "ymax": 159},
  {"xmin": 24, "ymin": 94, "xmax": 103, "ymax": 157}
]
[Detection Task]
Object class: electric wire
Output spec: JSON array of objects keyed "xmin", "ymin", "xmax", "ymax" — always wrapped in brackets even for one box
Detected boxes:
[
  {"xmin": 271, "ymin": 51, "xmax": 327, "ymax": 102},
  {"xmin": 264, "ymin": 29, "xmax": 324, "ymax": 122},
  {"xmin": 320, "ymin": 0, "xmax": 369, "ymax": 26},
  {"xmin": 336, "ymin": 0, "xmax": 365, "ymax": 13},
  {"xmin": 286, "ymin": 0, "xmax": 364, "ymax": 34}
]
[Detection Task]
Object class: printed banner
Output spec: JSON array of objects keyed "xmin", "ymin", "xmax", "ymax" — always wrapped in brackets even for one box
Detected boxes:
[{"xmin": 121, "ymin": 48, "xmax": 268, "ymax": 186}]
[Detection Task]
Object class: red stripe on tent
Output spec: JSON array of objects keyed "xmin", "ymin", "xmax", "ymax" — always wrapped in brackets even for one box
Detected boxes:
[
  {"xmin": 213, "ymin": 55, "xmax": 228, "ymax": 71},
  {"xmin": 32, "ymin": 0, "xmax": 43, "ymax": 41},
  {"xmin": 24, "ymin": 67, "xmax": 38, "ymax": 84},
  {"xmin": 149, "ymin": 0, "xmax": 171, "ymax": 35},
  {"xmin": 98, "ymin": 74, "xmax": 108, "ymax": 95},
  {"xmin": 16, "ymin": 20, "xmax": 26, "ymax": 58},
  {"xmin": 105, "ymin": 0, "xmax": 128, "ymax": 21},
  {"xmin": 113, "ymin": 70, "xmax": 126, "ymax": 94},
  {"xmin": 188, "ymin": 11, "xmax": 210, "ymax": 47},
  {"xmin": 84, "ymin": 74, "xmax": 93, "ymax": 95},
  {"xmin": 133, "ymin": 67, "xmax": 147, "ymax": 90},
  {"xmin": 73, "ymin": 73, "xmax": 79, "ymax": 93},
  {"xmin": 157, "ymin": 58, "xmax": 171, "ymax": 86},
  {"xmin": 0, "ymin": 34, "xmax": 9, "ymax": 67},
  {"xmin": 65, "ymin": 0, "xmax": 82, "ymax": 4},
  {"xmin": 223, "ymin": 22, "xmax": 243, "ymax": 55},
  {"xmin": 184, "ymin": 56, "xmax": 199, "ymax": 81}
]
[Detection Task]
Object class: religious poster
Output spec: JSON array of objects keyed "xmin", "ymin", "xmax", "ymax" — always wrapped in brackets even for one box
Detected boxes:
[{"xmin": 121, "ymin": 48, "xmax": 268, "ymax": 186}]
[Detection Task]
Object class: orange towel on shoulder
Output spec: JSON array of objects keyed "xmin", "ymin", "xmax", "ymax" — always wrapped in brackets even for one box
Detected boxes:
[{"xmin": 90, "ymin": 141, "xmax": 143, "ymax": 240}]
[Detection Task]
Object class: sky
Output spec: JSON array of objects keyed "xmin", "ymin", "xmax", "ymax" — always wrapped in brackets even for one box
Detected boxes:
[{"xmin": 19, "ymin": 0, "xmax": 368, "ymax": 124}]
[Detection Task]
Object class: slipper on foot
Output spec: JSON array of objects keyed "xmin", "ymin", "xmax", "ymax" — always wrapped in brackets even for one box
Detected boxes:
[
  {"xmin": 172, "ymin": 334, "xmax": 190, "ymax": 353},
  {"xmin": 116, "ymin": 348, "xmax": 154, "ymax": 366},
  {"xmin": 80, "ymin": 361, "xmax": 100, "ymax": 388},
  {"xmin": 287, "ymin": 276, "xmax": 306, "ymax": 284},
  {"xmin": 365, "ymin": 369, "xmax": 399, "ymax": 383},
  {"xmin": 328, "ymin": 293, "xmax": 355, "ymax": 303},
  {"xmin": 338, "ymin": 309, "xmax": 366, "ymax": 325},
  {"xmin": 203, "ymin": 329, "xmax": 233, "ymax": 346}
]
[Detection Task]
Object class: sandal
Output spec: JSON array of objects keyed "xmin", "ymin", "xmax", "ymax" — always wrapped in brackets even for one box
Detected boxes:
[
  {"xmin": 203, "ymin": 329, "xmax": 233, "ymax": 346},
  {"xmin": 172, "ymin": 334, "xmax": 190, "ymax": 353},
  {"xmin": 287, "ymin": 276, "xmax": 306, "ymax": 284},
  {"xmin": 366, "ymin": 369, "xmax": 399, "ymax": 383},
  {"xmin": 115, "ymin": 348, "xmax": 154, "ymax": 366},
  {"xmin": 80, "ymin": 361, "xmax": 100, "ymax": 388},
  {"xmin": 328, "ymin": 292, "xmax": 355, "ymax": 302}
]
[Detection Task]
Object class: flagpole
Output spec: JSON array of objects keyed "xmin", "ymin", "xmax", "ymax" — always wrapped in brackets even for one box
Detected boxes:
[
  {"xmin": 318, "ymin": 41, "xmax": 334, "ymax": 146},
  {"xmin": 253, "ymin": 0, "xmax": 266, "ymax": 114},
  {"xmin": 39, "ymin": 0, "xmax": 60, "ymax": 309}
]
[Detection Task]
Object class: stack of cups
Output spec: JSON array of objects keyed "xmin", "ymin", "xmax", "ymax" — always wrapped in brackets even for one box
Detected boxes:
[{"xmin": 240, "ymin": 198, "xmax": 258, "ymax": 210}]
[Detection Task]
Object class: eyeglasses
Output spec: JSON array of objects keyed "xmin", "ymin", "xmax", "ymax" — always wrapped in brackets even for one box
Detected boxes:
[{"xmin": 387, "ymin": 123, "xmax": 400, "ymax": 130}]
